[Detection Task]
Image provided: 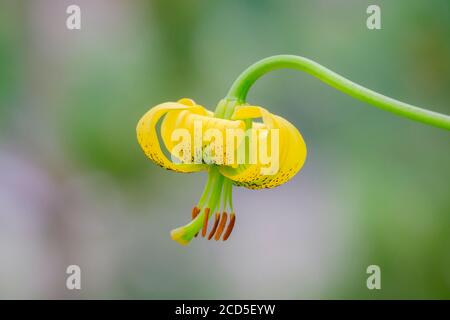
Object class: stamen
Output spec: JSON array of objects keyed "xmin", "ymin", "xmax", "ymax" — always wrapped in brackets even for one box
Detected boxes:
[
  {"xmin": 192, "ymin": 206, "xmax": 200, "ymax": 237},
  {"xmin": 192, "ymin": 206, "xmax": 200, "ymax": 219},
  {"xmin": 222, "ymin": 213, "xmax": 236, "ymax": 241},
  {"xmin": 214, "ymin": 212, "xmax": 228, "ymax": 240},
  {"xmin": 201, "ymin": 208, "xmax": 210, "ymax": 237},
  {"xmin": 208, "ymin": 213, "xmax": 220, "ymax": 240}
]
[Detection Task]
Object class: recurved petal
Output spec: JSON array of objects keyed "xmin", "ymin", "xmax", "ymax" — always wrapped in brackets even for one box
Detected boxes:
[
  {"xmin": 160, "ymin": 101, "xmax": 212, "ymax": 156},
  {"xmin": 220, "ymin": 105, "xmax": 306, "ymax": 189},
  {"xmin": 160, "ymin": 102, "xmax": 245, "ymax": 166},
  {"xmin": 136, "ymin": 101, "xmax": 208, "ymax": 173}
]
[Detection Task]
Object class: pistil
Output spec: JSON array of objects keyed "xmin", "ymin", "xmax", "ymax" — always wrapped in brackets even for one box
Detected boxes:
[{"xmin": 170, "ymin": 166, "xmax": 237, "ymax": 245}]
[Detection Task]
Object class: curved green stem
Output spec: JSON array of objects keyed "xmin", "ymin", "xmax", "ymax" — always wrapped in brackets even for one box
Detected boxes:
[{"xmin": 225, "ymin": 55, "xmax": 450, "ymax": 130}]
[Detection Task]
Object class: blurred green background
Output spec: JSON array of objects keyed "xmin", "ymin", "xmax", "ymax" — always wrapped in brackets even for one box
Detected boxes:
[{"xmin": 0, "ymin": 0, "xmax": 449, "ymax": 299}]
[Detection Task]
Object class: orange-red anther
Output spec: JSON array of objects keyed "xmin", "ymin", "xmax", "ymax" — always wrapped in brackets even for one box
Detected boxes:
[
  {"xmin": 208, "ymin": 213, "xmax": 220, "ymax": 240},
  {"xmin": 192, "ymin": 206, "xmax": 200, "ymax": 237},
  {"xmin": 222, "ymin": 213, "xmax": 235, "ymax": 241},
  {"xmin": 201, "ymin": 208, "xmax": 210, "ymax": 237},
  {"xmin": 192, "ymin": 206, "xmax": 200, "ymax": 220},
  {"xmin": 214, "ymin": 212, "xmax": 228, "ymax": 240}
]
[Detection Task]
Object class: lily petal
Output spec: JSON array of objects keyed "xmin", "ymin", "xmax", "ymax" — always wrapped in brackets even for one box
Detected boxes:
[
  {"xmin": 220, "ymin": 105, "xmax": 307, "ymax": 189},
  {"xmin": 136, "ymin": 101, "xmax": 208, "ymax": 173},
  {"xmin": 160, "ymin": 102, "xmax": 245, "ymax": 166}
]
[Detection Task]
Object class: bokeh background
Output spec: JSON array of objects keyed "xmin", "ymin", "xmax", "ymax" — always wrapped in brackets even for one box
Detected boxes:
[{"xmin": 0, "ymin": 0, "xmax": 449, "ymax": 299}]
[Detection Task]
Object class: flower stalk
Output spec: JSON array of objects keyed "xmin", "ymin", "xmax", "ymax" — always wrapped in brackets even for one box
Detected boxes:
[{"xmin": 224, "ymin": 55, "xmax": 450, "ymax": 130}]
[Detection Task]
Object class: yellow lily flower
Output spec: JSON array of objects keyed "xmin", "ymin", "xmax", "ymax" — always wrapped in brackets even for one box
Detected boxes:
[
  {"xmin": 137, "ymin": 98, "xmax": 307, "ymax": 245},
  {"xmin": 136, "ymin": 55, "xmax": 450, "ymax": 246}
]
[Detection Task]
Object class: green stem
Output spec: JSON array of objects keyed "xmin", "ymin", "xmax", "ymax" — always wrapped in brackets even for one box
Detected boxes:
[
  {"xmin": 206, "ymin": 172, "xmax": 224, "ymax": 214},
  {"xmin": 197, "ymin": 168, "xmax": 215, "ymax": 207},
  {"xmin": 228, "ymin": 182, "xmax": 234, "ymax": 212},
  {"xmin": 225, "ymin": 55, "xmax": 450, "ymax": 130}
]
